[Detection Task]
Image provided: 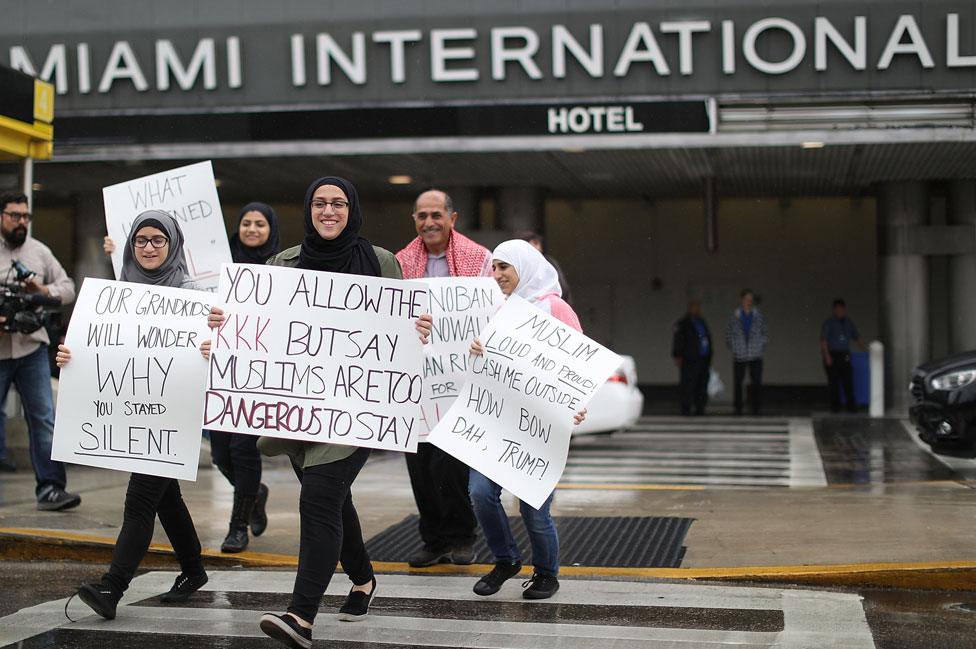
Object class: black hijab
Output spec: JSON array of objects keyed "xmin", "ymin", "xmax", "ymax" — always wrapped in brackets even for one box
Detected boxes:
[
  {"xmin": 229, "ymin": 201, "xmax": 280, "ymax": 264},
  {"xmin": 120, "ymin": 210, "xmax": 189, "ymax": 287},
  {"xmin": 298, "ymin": 176, "xmax": 381, "ymax": 277}
]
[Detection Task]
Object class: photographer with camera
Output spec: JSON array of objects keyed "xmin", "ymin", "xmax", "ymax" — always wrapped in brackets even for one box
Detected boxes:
[{"xmin": 0, "ymin": 192, "xmax": 78, "ymax": 510}]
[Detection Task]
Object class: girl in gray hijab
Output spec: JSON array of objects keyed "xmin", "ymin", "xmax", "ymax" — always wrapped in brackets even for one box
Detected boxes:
[
  {"xmin": 55, "ymin": 210, "xmax": 208, "ymax": 619},
  {"xmin": 119, "ymin": 210, "xmax": 195, "ymax": 288}
]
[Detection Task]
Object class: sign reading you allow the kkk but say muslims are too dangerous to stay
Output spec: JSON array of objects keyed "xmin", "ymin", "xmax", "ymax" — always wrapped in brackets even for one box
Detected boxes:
[
  {"xmin": 52, "ymin": 279, "xmax": 212, "ymax": 481},
  {"xmin": 428, "ymin": 295, "xmax": 621, "ymax": 509},
  {"xmin": 204, "ymin": 263, "xmax": 429, "ymax": 452}
]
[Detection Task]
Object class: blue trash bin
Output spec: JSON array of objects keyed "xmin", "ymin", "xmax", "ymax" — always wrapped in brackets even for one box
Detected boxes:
[{"xmin": 851, "ymin": 351, "xmax": 869, "ymax": 406}]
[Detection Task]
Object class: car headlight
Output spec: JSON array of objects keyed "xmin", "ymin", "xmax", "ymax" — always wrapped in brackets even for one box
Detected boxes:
[{"xmin": 930, "ymin": 370, "xmax": 976, "ymax": 391}]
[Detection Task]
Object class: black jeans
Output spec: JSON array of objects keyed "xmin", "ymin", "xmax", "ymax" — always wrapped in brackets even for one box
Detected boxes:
[
  {"xmin": 679, "ymin": 359, "xmax": 710, "ymax": 415},
  {"xmin": 288, "ymin": 447, "xmax": 373, "ymax": 623},
  {"xmin": 405, "ymin": 441, "xmax": 477, "ymax": 552},
  {"xmin": 209, "ymin": 430, "xmax": 262, "ymax": 497},
  {"xmin": 733, "ymin": 359, "xmax": 763, "ymax": 415},
  {"xmin": 103, "ymin": 474, "xmax": 204, "ymax": 594},
  {"xmin": 825, "ymin": 351, "xmax": 856, "ymax": 412}
]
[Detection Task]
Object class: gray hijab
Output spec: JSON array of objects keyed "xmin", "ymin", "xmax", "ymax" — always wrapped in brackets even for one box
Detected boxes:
[{"xmin": 120, "ymin": 210, "xmax": 189, "ymax": 287}]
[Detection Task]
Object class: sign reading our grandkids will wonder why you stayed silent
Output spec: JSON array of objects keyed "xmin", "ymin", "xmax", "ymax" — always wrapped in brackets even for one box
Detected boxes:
[
  {"xmin": 418, "ymin": 277, "xmax": 503, "ymax": 439},
  {"xmin": 204, "ymin": 263, "xmax": 429, "ymax": 452},
  {"xmin": 52, "ymin": 279, "xmax": 212, "ymax": 481},
  {"xmin": 102, "ymin": 161, "xmax": 232, "ymax": 292},
  {"xmin": 427, "ymin": 295, "xmax": 621, "ymax": 509}
]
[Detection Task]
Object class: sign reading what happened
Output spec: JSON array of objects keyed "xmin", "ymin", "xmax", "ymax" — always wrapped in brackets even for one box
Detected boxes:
[
  {"xmin": 52, "ymin": 278, "xmax": 212, "ymax": 481},
  {"xmin": 204, "ymin": 263, "xmax": 429, "ymax": 453},
  {"xmin": 418, "ymin": 277, "xmax": 503, "ymax": 439},
  {"xmin": 102, "ymin": 161, "xmax": 233, "ymax": 292},
  {"xmin": 428, "ymin": 295, "xmax": 622, "ymax": 509}
]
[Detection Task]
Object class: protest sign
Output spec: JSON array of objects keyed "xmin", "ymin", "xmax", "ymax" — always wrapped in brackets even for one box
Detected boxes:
[
  {"xmin": 418, "ymin": 277, "xmax": 503, "ymax": 439},
  {"xmin": 103, "ymin": 161, "xmax": 232, "ymax": 292},
  {"xmin": 427, "ymin": 295, "xmax": 622, "ymax": 509},
  {"xmin": 204, "ymin": 263, "xmax": 429, "ymax": 453},
  {"xmin": 52, "ymin": 278, "xmax": 212, "ymax": 481}
]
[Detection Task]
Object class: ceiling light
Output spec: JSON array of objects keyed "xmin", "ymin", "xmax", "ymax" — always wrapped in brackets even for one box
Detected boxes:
[
  {"xmin": 801, "ymin": 141, "xmax": 825, "ymax": 149},
  {"xmin": 31, "ymin": 183, "xmax": 43, "ymax": 191},
  {"xmin": 388, "ymin": 175, "xmax": 412, "ymax": 185}
]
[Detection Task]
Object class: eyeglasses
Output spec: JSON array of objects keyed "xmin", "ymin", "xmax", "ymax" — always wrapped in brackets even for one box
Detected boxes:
[
  {"xmin": 2, "ymin": 211, "xmax": 31, "ymax": 223},
  {"xmin": 133, "ymin": 235, "xmax": 169, "ymax": 249},
  {"xmin": 311, "ymin": 200, "xmax": 349, "ymax": 212}
]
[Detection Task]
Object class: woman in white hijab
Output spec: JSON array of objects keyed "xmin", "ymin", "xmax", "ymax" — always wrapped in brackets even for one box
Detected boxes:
[{"xmin": 467, "ymin": 239, "xmax": 584, "ymax": 601}]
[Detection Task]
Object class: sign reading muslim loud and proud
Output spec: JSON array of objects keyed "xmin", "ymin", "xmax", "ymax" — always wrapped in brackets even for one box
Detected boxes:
[
  {"xmin": 418, "ymin": 277, "xmax": 503, "ymax": 439},
  {"xmin": 52, "ymin": 279, "xmax": 212, "ymax": 481},
  {"xmin": 203, "ymin": 263, "xmax": 429, "ymax": 453},
  {"xmin": 428, "ymin": 295, "xmax": 622, "ymax": 509},
  {"xmin": 102, "ymin": 161, "xmax": 233, "ymax": 292}
]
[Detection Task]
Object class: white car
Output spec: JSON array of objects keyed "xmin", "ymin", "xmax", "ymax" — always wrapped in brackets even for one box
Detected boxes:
[{"xmin": 573, "ymin": 355, "xmax": 643, "ymax": 435}]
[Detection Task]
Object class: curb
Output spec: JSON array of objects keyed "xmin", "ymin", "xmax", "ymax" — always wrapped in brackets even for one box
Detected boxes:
[{"xmin": 3, "ymin": 527, "xmax": 975, "ymax": 590}]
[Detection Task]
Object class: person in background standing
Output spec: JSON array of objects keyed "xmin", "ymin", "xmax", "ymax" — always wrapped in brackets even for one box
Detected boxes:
[
  {"xmin": 396, "ymin": 189, "xmax": 490, "ymax": 569},
  {"xmin": 517, "ymin": 231, "xmax": 572, "ymax": 306},
  {"xmin": 0, "ymin": 192, "xmax": 78, "ymax": 506},
  {"xmin": 725, "ymin": 289, "xmax": 768, "ymax": 416},
  {"xmin": 672, "ymin": 300, "xmax": 712, "ymax": 416},
  {"xmin": 821, "ymin": 298, "xmax": 865, "ymax": 413}
]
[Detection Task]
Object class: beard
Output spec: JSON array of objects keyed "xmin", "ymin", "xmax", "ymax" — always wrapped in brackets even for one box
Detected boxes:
[{"xmin": 2, "ymin": 226, "xmax": 26, "ymax": 248}]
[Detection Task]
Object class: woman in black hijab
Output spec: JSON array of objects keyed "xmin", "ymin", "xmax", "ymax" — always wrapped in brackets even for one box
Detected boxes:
[
  {"xmin": 209, "ymin": 202, "xmax": 281, "ymax": 554},
  {"xmin": 57, "ymin": 212, "xmax": 209, "ymax": 620},
  {"xmin": 206, "ymin": 177, "xmax": 431, "ymax": 649}
]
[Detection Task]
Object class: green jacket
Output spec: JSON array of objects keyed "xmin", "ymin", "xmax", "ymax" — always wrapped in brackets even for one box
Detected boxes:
[{"xmin": 254, "ymin": 244, "xmax": 403, "ymax": 469}]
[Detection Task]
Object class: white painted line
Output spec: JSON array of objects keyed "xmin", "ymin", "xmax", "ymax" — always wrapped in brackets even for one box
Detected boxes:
[{"xmin": 788, "ymin": 419, "xmax": 829, "ymax": 488}]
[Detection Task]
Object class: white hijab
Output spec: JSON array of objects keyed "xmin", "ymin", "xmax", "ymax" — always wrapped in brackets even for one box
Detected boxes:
[{"xmin": 492, "ymin": 239, "xmax": 562, "ymax": 305}]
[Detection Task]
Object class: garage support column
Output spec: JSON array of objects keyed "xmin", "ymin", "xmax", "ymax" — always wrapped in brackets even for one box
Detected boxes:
[
  {"xmin": 496, "ymin": 187, "xmax": 544, "ymax": 235},
  {"xmin": 947, "ymin": 180, "xmax": 976, "ymax": 353},
  {"xmin": 878, "ymin": 181, "xmax": 930, "ymax": 412},
  {"xmin": 73, "ymin": 192, "xmax": 114, "ymax": 284}
]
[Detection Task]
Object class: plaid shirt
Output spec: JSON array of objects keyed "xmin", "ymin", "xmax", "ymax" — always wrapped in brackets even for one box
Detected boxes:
[{"xmin": 725, "ymin": 308, "xmax": 768, "ymax": 361}]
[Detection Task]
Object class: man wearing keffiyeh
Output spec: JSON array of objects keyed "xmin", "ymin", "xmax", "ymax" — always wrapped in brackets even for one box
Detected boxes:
[{"xmin": 395, "ymin": 189, "xmax": 491, "ymax": 568}]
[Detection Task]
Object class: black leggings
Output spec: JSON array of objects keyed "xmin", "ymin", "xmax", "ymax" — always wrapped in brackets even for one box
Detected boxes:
[
  {"xmin": 103, "ymin": 474, "xmax": 204, "ymax": 594},
  {"xmin": 209, "ymin": 430, "xmax": 262, "ymax": 497},
  {"xmin": 288, "ymin": 447, "xmax": 373, "ymax": 623}
]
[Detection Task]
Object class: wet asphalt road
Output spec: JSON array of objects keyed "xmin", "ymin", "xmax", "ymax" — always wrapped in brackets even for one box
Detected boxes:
[{"xmin": 2, "ymin": 561, "xmax": 976, "ymax": 649}]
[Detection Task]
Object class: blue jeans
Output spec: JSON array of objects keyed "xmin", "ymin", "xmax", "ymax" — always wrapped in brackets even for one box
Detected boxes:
[
  {"xmin": 0, "ymin": 344, "xmax": 66, "ymax": 496},
  {"xmin": 469, "ymin": 470, "xmax": 559, "ymax": 576}
]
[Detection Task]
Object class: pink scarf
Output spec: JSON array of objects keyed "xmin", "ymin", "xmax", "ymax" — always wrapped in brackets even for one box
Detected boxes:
[{"xmin": 396, "ymin": 230, "xmax": 490, "ymax": 280}]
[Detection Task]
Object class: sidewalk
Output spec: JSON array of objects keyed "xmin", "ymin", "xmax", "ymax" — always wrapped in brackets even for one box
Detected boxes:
[{"xmin": 1, "ymin": 419, "xmax": 975, "ymax": 591}]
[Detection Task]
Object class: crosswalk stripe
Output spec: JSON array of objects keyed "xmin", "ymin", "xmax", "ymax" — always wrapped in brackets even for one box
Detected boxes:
[{"xmin": 1, "ymin": 571, "xmax": 875, "ymax": 649}]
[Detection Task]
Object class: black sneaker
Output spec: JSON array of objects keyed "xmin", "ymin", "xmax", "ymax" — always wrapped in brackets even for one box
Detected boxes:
[
  {"xmin": 160, "ymin": 572, "xmax": 208, "ymax": 603},
  {"xmin": 76, "ymin": 582, "xmax": 121, "ymax": 620},
  {"xmin": 260, "ymin": 612, "xmax": 312, "ymax": 649},
  {"xmin": 250, "ymin": 483, "xmax": 269, "ymax": 537},
  {"xmin": 407, "ymin": 546, "xmax": 451, "ymax": 568},
  {"xmin": 37, "ymin": 487, "xmax": 81, "ymax": 511},
  {"xmin": 338, "ymin": 576, "xmax": 377, "ymax": 622},
  {"xmin": 522, "ymin": 573, "xmax": 559, "ymax": 600},
  {"xmin": 473, "ymin": 561, "xmax": 522, "ymax": 596},
  {"xmin": 451, "ymin": 542, "xmax": 476, "ymax": 565}
]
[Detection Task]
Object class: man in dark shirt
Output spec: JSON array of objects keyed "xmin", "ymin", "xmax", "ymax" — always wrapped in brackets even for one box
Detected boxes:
[
  {"xmin": 672, "ymin": 300, "xmax": 712, "ymax": 416},
  {"xmin": 820, "ymin": 298, "xmax": 865, "ymax": 412}
]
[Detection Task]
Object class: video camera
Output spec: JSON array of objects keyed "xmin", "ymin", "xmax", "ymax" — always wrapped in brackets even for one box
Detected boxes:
[{"xmin": 0, "ymin": 261, "xmax": 61, "ymax": 334}]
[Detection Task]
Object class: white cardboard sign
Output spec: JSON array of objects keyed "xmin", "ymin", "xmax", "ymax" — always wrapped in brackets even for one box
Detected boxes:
[
  {"xmin": 52, "ymin": 278, "xmax": 212, "ymax": 481},
  {"xmin": 204, "ymin": 263, "xmax": 429, "ymax": 453},
  {"xmin": 418, "ymin": 277, "xmax": 503, "ymax": 439},
  {"xmin": 103, "ymin": 161, "xmax": 232, "ymax": 292},
  {"xmin": 427, "ymin": 295, "xmax": 622, "ymax": 509}
]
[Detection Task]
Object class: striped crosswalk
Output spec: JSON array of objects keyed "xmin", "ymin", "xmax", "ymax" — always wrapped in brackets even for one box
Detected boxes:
[
  {"xmin": 563, "ymin": 417, "xmax": 828, "ymax": 489},
  {"xmin": 1, "ymin": 570, "xmax": 875, "ymax": 649}
]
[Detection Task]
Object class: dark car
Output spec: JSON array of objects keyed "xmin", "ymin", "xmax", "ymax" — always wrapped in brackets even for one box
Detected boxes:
[{"xmin": 909, "ymin": 350, "xmax": 976, "ymax": 449}]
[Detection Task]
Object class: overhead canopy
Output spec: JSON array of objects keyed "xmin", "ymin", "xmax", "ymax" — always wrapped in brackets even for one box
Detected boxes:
[{"xmin": 0, "ymin": 64, "xmax": 53, "ymax": 160}]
